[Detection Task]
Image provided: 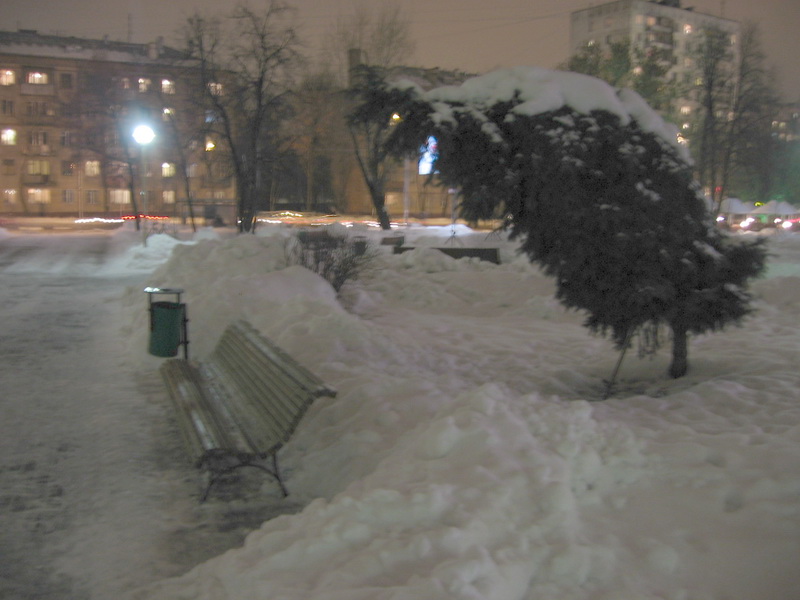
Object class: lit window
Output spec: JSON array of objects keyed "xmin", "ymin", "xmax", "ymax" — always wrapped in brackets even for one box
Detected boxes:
[
  {"xmin": 683, "ymin": 24, "xmax": 693, "ymax": 35},
  {"xmin": 27, "ymin": 188, "xmax": 51, "ymax": 203},
  {"xmin": 27, "ymin": 160, "xmax": 51, "ymax": 176},
  {"xmin": 161, "ymin": 79, "xmax": 175, "ymax": 94},
  {"xmin": 138, "ymin": 78, "xmax": 152, "ymax": 92},
  {"xmin": 208, "ymin": 82, "xmax": 223, "ymax": 96},
  {"xmin": 26, "ymin": 71, "xmax": 48, "ymax": 85},
  {"xmin": 161, "ymin": 162, "xmax": 176, "ymax": 177},
  {"xmin": 0, "ymin": 70, "xmax": 15, "ymax": 85},
  {"xmin": 205, "ymin": 138, "xmax": 216, "ymax": 152},
  {"xmin": 3, "ymin": 189, "xmax": 17, "ymax": 204},
  {"xmin": 1, "ymin": 129, "xmax": 17, "ymax": 145},
  {"xmin": 162, "ymin": 190, "xmax": 176, "ymax": 204},
  {"xmin": 85, "ymin": 160, "xmax": 101, "ymax": 177},
  {"xmin": 162, "ymin": 107, "xmax": 175, "ymax": 121},
  {"xmin": 120, "ymin": 77, "xmax": 131, "ymax": 90},
  {"xmin": 680, "ymin": 105, "xmax": 692, "ymax": 115},
  {"xmin": 109, "ymin": 189, "xmax": 131, "ymax": 204},
  {"xmin": 646, "ymin": 16, "xmax": 656, "ymax": 27},
  {"xmin": 633, "ymin": 66, "xmax": 643, "ymax": 76}
]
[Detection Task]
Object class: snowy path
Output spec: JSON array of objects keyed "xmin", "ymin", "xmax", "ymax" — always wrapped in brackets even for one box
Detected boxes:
[{"xmin": 0, "ymin": 233, "xmax": 299, "ymax": 600}]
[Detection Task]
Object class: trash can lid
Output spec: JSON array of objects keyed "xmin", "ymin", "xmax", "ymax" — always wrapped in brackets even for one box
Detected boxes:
[{"xmin": 144, "ymin": 286, "xmax": 184, "ymax": 294}]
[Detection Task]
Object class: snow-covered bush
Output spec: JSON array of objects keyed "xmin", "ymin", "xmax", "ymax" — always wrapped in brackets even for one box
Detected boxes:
[{"xmin": 285, "ymin": 228, "xmax": 377, "ymax": 292}]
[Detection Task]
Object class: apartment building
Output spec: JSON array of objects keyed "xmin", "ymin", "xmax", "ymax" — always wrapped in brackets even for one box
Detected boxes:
[
  {"xmin": 0, "ymin": 29, "xmax": 235, "ymax": 222},
  {"xmin": 570, "ymin": 0, "xmax": 740, "ymax": 127}
]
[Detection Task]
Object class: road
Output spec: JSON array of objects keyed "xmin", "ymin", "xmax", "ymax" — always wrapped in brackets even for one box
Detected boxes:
[{"xmin": 0, "ymin": 232, "xmax": 297, "ymax": 600}]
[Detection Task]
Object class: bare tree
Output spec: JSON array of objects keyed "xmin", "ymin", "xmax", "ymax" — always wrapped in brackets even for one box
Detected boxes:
[
  {"xmin": 320, "ymin": 2, "xmax": 415, "ymax": 87},
  {"xmin": 65, "ymin": 65, "xmax": 143, "ymax": 226},
  {"xmin": 692, "ymin": 26, "xmax": 736, "ymax": 212},
  {"xmin": 291, "ymin": 69, "xmax": 345, "ymax": 212},
  {"xmin": 152, "ymin": 75, "xmax": 204, "ymax": 232},
  {"xmin": 316, "ymin": 3, "xmax": 415, "ymax": 228},
  {"xmin": 690, "ymin": 23, "xmax": 781, "ymax": 212},
  {"xmin": 182, "ymin": 2, "xmax": 301, "ymax": 232},
  {"xmin": 718, "ymin": 22, "xmax": 780, "ymax": 206},
  {"xmin": 346, "ymin": 65, "xmax": 408, "ymax": 230}
]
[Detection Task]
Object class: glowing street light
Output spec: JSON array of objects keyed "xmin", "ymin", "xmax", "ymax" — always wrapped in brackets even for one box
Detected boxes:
[{"xmin": 132, "ymin": 124, "xmax": 156, "ymax": 146}]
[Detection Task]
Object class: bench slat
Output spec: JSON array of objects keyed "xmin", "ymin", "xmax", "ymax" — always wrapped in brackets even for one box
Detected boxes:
[
  {"xmin": 212, "ymin": 332, "xmax": 316, "ymax": 422},
  {"xmin": 230, "ymin": 321, "xmax": 336, "ymax": 397},
  {"xmin": 160, "ymin": 360, "xmax": 237, "ymax": 464},
  {"xmin": 201, "ymin": 359, "xmax": 287, "ymax": 454}
]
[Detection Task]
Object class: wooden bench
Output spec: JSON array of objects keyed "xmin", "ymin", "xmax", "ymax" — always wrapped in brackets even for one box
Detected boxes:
[
  {"xmin": 393, "ymin": 245, "xmax": 501, "ymax": 264},
  {"xmin": 380, "ymin": 235, "xmax": 405, "ymax": 246},
  {"xmin": 159, "ymin": 320, "xmax": 336, "ymax": 501}
]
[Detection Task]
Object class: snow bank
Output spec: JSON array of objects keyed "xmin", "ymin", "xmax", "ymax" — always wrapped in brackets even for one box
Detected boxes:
[{"xmin": 118, "ymin": 224, "xmax": 800, "ymax": 600}]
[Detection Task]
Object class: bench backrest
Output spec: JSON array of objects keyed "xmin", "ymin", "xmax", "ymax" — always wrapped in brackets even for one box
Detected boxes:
[{"xmin": 201, "ymin": 320, "xmax": 336, "ymax": 457}]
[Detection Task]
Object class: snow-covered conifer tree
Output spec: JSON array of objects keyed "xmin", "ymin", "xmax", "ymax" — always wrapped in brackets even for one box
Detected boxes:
[{"xmin": 378, "ymin": 68, "xmax": 767, "ymax": 379}]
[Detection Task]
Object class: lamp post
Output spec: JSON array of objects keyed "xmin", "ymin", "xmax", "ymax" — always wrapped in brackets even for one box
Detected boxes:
[
  {"xmin": 132, "ymin": 124, "xmax": 155, "ymax": 244},
  {"xmin": 132, "ymin": 124, "xmax": 155, "ymax": 213}
]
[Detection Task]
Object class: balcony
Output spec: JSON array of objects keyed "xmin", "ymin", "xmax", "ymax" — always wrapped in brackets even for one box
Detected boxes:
[
  {"xmin": 20, "ymin": 113, "xmax": 57, "ymax": 126},
  {"xmin": 24, "ymin": 145, "xmax": 54, "ymax": 156},
  {"xmin": 22, "ymin": 173, "xmax": 55, "ymax": 185},
  {"xmin": 20, "ymin": 83, "xmax": 55, "ymax": 96}
]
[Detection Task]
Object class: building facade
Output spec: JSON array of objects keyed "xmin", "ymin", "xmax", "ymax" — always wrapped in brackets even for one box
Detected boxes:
[
  {"xmin": 570, "ymin": 0, "xmax": 740, "ymax": 131},
  {"xmin": 0, "ymin": 30, "xmax": 236, "ymax": 222}
]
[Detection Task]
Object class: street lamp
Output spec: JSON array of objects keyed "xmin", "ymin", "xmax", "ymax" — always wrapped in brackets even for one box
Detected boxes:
[
  {"xmin": 132, "ymin": 124, "xmax": 155, "ymax": 244},
  {"xmin": 132, "ymin": 124, "xmax": 155, "ymax": 216}
]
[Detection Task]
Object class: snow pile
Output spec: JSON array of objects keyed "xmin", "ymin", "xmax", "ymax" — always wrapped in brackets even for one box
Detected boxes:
[
  {"xmin": 120, "ymin": 224, "xmax": 800, "ymax": 600},
  {"xmin": 102, "ymin": 229, "xmax": 189, "ymax": 275}
]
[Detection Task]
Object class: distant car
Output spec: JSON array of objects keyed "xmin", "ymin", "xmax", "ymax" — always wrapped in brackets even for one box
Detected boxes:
[{"xmin": 780, "ymin": 218, "xmax": 800, "ymax": 231}]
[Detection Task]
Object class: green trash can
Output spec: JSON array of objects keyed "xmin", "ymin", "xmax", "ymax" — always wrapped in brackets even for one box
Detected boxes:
[{"xmin": 149, "ymin": 301, "xmax": 184, "ymax": 357}]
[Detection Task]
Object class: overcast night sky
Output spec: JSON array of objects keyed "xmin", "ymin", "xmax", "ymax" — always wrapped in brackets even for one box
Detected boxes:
[{"xmin": 3, "ymin": 0, "xmax": 799, "ymax": 101}]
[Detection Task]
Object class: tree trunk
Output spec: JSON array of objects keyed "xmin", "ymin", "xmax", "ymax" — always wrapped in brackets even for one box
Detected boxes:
[
  {"xmin": 669, "ymin": 325, "xmax": 689, "ymax": 379},
  {"xmin": 368, "ymin": 180, "xmax": 391, "ymax": 230},
  {"xmin": 375, "ymin": 202, "xmax": 391, "ymax": 230}
]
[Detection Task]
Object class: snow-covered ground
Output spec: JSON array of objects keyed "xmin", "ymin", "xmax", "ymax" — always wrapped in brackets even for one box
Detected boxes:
[{"xmin": 2, "ymin": 221, "xmax": 799, "ymax": 599}]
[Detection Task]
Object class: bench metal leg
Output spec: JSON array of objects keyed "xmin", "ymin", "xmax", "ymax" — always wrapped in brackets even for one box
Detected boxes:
[
  {"xmin": 270, "ymin": 453, "xmax": 289, "ymax": 497},
  {"xmin": 200, "ymin": 454, "xmax": 288, "ymax": 502}
]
